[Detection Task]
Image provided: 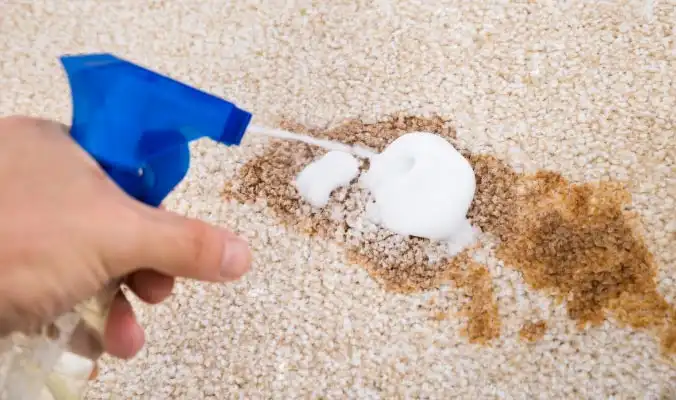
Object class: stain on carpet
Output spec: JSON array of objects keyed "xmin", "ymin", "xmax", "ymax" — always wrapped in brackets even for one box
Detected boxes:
[
  {"xmin": 224, "ymin": 114, "xmax": 460, "ymax": 293},
  {"xmin": 223, "ymin": 115, "xmax": 501, "ymax": 344},
  {"xmin": 519, "ymin": 320, "xmax": 548, "ymax": 343},
  {"xmin": 222, "ymin": 114, "xmax": 674, "ymax": 353},
  {"xmin": 456, "ymin": 263, "xmax": 501, "ymax": 344},
  {"xmin": 469, "ymin": 149, "xmax": 675, "ymax": 355},
  {"xmin": 423, "ymin": 256, "xmax": 501, "ymax": 344}
]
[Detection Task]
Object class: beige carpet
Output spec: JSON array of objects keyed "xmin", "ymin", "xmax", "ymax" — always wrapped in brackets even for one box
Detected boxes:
[{"xmin": 2, "ymin": 0, "xmax": 676, "ymax": 398}]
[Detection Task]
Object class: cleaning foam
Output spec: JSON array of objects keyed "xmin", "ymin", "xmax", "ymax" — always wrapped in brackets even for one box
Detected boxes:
[
  {"xmin": 359, "ymin": 132, "xmax": 476, "ymax": 242},
  {"xmin": 294, "ymin": 151, "xmax": 360, "ymax": 207}
]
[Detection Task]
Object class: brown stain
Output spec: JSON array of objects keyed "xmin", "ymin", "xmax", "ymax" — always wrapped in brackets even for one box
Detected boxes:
[
  {"xmin": 661, "ymin": 325, "xmax": 676, "ymax": 355},
  {"xmin": 466, "ymin": 152, "xmax": 675, "ymax": 354},
  {"xmin": 519, "ymin": 320, "xmax": 548, "ymax": 343},
  {"xmin": 423, "ymin": 258, "xmax": 501, "ymax": 344},
  {"xmin": 345, "ymin": 238, "xmax": 459, "ymax": 294},
  {"xmin": 431, "ymin": 311, "xmax": 448, "ymax": 321},
  {"xmin": 456, "ymin": 263, "xmax": 502, "ymax": 344},
  {"xmin": 223, "ymin": 114, "xmax": 675, "ymax": 352}
]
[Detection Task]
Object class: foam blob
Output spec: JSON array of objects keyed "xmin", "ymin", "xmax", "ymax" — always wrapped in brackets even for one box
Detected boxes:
[
  {"xmin": 294, "ymin": 150, "xmax": 360, "ymax": 207},
  {"xmin": 360, "ymin": 132, "xmax": 476, "ymax": 241}
]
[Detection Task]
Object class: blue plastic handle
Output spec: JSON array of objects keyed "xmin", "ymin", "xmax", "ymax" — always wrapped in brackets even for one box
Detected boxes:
[{"xmin": 60, "ymin": 53, "xmax": 252, "ymax": 206}]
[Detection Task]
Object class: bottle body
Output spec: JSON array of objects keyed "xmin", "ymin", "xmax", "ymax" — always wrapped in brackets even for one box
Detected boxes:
[{"xmin": 0, "ymin": 283, "xmax": 118, "ymax": 400}]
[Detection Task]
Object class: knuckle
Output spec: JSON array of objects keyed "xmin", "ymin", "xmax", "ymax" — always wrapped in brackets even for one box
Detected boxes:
[
  {"xmin": 0, "ymin": 115, "xmax": 70, "ymax": 139},
  {"xmin": 0, "ymin": 300, "xmax": 43, "ymax": 337},
  {"xmin": 0, "ymin": 115, "xmax": 32, "ymax": 132},
  {"xmin": 182, "ymin": 219, "xmax": 217, "ymax": 266},
  {"xmin": 0, "ymin": 115, "xmax": 44, "ymax": 129}
]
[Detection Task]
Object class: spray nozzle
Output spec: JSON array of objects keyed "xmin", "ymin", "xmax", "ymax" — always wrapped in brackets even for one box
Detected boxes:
[{"xmin": 60, "ymin": 52, "xmax": 252, "ymax": 206}]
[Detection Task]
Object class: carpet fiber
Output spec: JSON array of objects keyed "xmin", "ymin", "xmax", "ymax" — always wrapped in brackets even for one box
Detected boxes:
[{"xmin": 1, "ymin": 1, "xmax": 675, "ymax": 398}]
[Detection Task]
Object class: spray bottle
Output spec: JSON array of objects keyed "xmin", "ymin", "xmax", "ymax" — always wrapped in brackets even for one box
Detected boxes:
[{"xmin": 0, "ymin": 53, "xmax": 253, "ymax": 399}]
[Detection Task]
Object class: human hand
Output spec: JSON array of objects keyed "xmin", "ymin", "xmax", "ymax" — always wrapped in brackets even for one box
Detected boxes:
[{"xmin": 0, "ymin": 116, "xmax": 251, "ymax": 359}]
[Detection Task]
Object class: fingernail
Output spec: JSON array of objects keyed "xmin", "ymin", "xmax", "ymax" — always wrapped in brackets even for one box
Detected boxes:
[{"xmin": 220, "ymin": 236, "xmax": 251, "ymax": 279}]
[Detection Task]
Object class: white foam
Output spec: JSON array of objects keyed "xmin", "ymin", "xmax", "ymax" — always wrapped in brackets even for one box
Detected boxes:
[
  {"xmin": 359, "ymin": 132, "xmax": 476, "ymax": 242},
  {"xmin": 445, "ymin": 217, "xmax": 479, "ymax": 256},
  {"xmin": 294, "ymin": 151, "xmax": 360, "ymax": 208}
]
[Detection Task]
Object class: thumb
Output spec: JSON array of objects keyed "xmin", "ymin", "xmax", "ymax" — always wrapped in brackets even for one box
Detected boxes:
[{"xmin": 110, "ymin": 204, "xmax": 252, "ymax": 282}]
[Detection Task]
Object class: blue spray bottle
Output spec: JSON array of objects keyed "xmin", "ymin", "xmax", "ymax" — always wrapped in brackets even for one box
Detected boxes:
[{"xmin": 0, "ymin": 53, "xmax": 253, "ymax": 400}]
